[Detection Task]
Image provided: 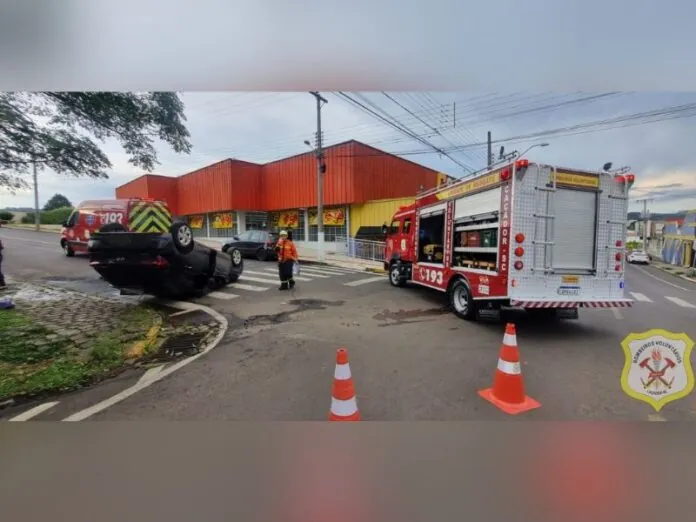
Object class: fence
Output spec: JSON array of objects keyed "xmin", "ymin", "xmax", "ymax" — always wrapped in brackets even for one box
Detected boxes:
[{"xmin": 335, "ymin": 235, "xmax": 386, "ymax": 262}]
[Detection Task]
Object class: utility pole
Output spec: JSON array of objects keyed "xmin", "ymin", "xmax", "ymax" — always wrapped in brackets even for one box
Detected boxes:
[
  {"xmin": 636, "ymin": 197, "xmax": 653, "ymax": 244},
  {"xmin": 32, "ymin": 159, "xmax": 40, "ymax": 232},
  {"xmin": 309, "ymin": 91, "xmax": 328, "ymax": 262},
  {"xmin": 487, "ymin": 131, "xmax": 492, "ymax": 167}
]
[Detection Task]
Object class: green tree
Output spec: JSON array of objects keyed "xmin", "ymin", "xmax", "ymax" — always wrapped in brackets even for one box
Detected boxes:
[
  {"xmin": 0, "ymin": 92, "xmax": 192, "ymax": 192},
  {"xmin": 43, "ymin": 193, "xmax": 72, "ymax": 211}
]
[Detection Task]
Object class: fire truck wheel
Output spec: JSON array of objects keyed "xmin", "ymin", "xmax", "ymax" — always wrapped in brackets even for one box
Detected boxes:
[
  {"xmin": 449, "ymin": 278, "xmax": 477, "ymax": 320},
  {"xmin": 389, "ymin": 262, "xmax": 406, "ymax": 287}
]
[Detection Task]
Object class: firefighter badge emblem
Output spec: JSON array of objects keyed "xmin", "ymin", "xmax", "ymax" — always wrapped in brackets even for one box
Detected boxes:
[{"xmin": 620, "ymin": 330, "xmax": 694, "ymax": 412}]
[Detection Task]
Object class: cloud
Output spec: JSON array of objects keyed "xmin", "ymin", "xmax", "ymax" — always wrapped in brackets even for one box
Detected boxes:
[{"xmin": 2, "ymin": 91, "xmax": 696, "ymax": 215}]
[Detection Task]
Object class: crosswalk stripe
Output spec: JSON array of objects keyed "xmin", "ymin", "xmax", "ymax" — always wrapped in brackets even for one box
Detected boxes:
[
  {"xmin": 298, "ymin": 267, "xmax": 345, "ymax": 276},
  {"xmin": 665, "ymin": 296, "xmax": 696, "ymax": 308},
  {"xmin": 630, "ymin": 292, "xmax": 653, "ymax": 302},
  {"xmin": 263, "ymin": 267, "xmax": 329, "ymax": 279},
  {"xmin": 228, "ymin": 282, "xmax": 269, "ymax": 292},
  {"xmin": 343, "ymin": 276, "xmax": 386, "ymax": 287},
  {"xmin": 206, "ymin": 291, "xmax": 239, "ymax": 300},
  {"xmin": 302, "ymin": 266, "xmax": 355, "ymax": 275},
  {"xmin": 244, "ymin": 270, "xmax": 313, "ymax": 282},
  {"xmin": 240, "ymin": 275, "xmax": 281, "ymax": 285}
]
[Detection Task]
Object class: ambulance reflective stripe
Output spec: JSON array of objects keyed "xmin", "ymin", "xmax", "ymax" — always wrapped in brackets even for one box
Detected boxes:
[{"xmin": 128, "ymin": 201, "xmax": 172, "ymax": 233}]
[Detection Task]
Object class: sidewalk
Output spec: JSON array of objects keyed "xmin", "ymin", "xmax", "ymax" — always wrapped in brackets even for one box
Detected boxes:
[{"xmin": 645, "ymin": 258, "xmax": 696, "ymax": 284}]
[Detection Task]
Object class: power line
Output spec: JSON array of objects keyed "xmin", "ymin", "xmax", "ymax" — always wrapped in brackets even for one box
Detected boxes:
[{"xmin": 334, "ymin": 91, "xmax": 476, "ymax": 172}]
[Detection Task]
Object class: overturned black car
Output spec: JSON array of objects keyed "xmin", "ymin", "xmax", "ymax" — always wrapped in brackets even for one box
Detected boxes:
[{"xmin": 87, "ymin": 221, "xmax": 243, "ymax": 299}]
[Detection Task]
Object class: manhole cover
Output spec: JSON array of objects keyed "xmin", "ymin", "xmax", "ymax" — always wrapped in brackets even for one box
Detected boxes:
[{"xmin": 159, "ymin": 333, "xmax": 207, "ymax": 357}]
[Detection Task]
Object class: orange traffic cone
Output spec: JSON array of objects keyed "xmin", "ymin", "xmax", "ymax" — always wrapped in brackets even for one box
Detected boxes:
[
  {"xmin": 329, "ymin": 348, "xmax": 361, "ymax": 421},
  {"xmin": 478, "ymin": 323, "xmax": 541, "ymax": 415}
]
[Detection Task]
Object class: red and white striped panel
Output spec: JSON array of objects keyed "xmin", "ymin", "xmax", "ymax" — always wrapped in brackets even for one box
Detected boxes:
[{"xmin": 510, "ymin": 300, "xmax": 633, "ymax": 309}]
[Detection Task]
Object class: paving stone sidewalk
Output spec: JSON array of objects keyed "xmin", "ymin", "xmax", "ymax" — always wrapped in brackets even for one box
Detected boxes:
[{"xmin": 0, "ymin": 282, "xmax": 144, "ymax": 346}]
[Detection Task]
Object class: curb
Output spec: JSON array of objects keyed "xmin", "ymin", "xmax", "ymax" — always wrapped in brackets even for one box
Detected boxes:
[
  {"xmin": 2, "ymin": 225, "xmax": 61, "ymax": 234},
  {"xmin": 652, "ymin": 263, "xmax": 696, "ymax": 285},
  {"xmin": 125, "ymin": 313, "xmax": 163, "ymax": 360}
]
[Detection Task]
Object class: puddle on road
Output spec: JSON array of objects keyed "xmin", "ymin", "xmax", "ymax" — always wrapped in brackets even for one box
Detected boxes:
[
  {"xmin": 244, "ymin": 298, "xmax": 345, "ymax": 328},
  {"xmin": 373, "ymin": 307, "xmax": 449, "ymax": 322}
]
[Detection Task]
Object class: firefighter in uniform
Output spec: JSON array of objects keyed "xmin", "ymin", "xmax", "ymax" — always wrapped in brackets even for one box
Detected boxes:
[{"xmin": 275, "ymin": 230, "xmax": 298, "ymax": 291}]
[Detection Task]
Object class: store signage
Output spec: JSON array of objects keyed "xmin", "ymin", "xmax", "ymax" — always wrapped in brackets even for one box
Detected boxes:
[
  {"xmin": 211, "ymin": 212, "xmax": 234, "ymax": 229},
  {"xmin": 435, "ymin": 171, "xmax": 501, "ymax": 201},
  {"xmin": 278, "ymin": 211, "xmax": 300, "ymax": 229},
  {"xmin": 308, "ymin": 208, "xmax": 346, "ymax": 226},
  {"xmin": 188, "ymin": 215, "xmax": 204, "ymax": 229}
]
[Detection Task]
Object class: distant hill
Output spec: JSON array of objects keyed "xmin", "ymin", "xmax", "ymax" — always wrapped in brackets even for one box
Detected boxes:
[
  {"xmin": 628, "ymin": 211, "xmax": 686, "ymax": 221},
  {"xmin": 1, "ymin": 207, "xmax": 33, "ymax": 212}
]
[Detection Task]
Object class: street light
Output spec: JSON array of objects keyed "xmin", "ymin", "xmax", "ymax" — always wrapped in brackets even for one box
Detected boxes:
[{"xmin": 517, "ymin": 142, "xmax": 549, "ymax": 158}]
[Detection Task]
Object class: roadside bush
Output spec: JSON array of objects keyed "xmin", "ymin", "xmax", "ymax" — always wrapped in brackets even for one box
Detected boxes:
[
  {"xmin": 21, "ymin": 206, "xmax": 74, "ymax": 225},
  {"xmin": 0, "ymin": 211, "xmax": 14, "ymax": 222}
]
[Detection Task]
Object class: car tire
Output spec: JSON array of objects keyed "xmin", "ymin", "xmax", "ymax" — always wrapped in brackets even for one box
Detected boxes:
[
  {"xmin": 62, "ymin": 240, "xmax": 75, "ymax": 257},
  {"xmin": 448, "ymin": 278, "xmax": 477, "ymax": 321},
  {"xmin": 256, "ymin": 248, "xmax": 268, "ymax": 262},
  {"xmin": 170, "ymin": 221, "xmax": 195, "ymax": 254},
  {"xmin": 228, "ymin": 247, "xmax": 243, "ymax": 267},
  {"xmin": 99, "ymin": 223, "xmax": 127, "ymax": 233}
]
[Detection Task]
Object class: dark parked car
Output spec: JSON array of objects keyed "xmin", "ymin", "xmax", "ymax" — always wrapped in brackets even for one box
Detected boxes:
[
  {"xmin": 222, "ymin": 230, "xmax": 279, "ymax": 261},
  {"xmin": 87, "ymin": 221, "xmax": 244, "ymax": 299}
]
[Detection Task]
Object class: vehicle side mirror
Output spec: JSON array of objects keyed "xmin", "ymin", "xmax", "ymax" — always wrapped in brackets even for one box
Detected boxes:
[
  {"xmin": 233, "ymin": 235, "xmax": 239, "ymax": 240},
  {"xmin": 62, "ymin": 220, "xmax": 69, "ymax": 227},
  {"xmin": 382, "ymin": 224, "xmax": 388, "ymax": 236}
]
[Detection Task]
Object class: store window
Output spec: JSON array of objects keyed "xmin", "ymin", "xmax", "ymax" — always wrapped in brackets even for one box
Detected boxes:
[
  {"xmin": 207, "ymin": 211, "xmax": 238, "ymax": 239},
  {"xmin": 246, "ymin": 211, "xmax": 269, "ymax": 231},
  {"xmin": 307, "ymin": 206, "xmax": 347, "ymax": 242}
]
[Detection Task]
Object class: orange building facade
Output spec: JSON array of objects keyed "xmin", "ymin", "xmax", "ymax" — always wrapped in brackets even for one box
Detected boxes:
[{"xmin": 115, "ymin": 140, "xmax": 447, "ymax": 244}]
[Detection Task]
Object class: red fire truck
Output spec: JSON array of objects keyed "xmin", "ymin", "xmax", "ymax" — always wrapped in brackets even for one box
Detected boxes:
[{"xmin": 384, "ymin": 158, "xmax": 635, "ymax": 320}]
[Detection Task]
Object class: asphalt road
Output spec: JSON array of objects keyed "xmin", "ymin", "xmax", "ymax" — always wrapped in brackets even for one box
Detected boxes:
[{"xmin": 2, "ymin": 227, "xmax": 696, "ymax": 421}]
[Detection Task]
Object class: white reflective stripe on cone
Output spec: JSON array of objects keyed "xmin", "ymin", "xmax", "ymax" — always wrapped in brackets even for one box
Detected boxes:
[
  {"xmin": 497, "ymin": 359, "xmax": 521, "ymax": 375},
  {"xmin": 503, "ymin": 333, "xmax": 517, "ymax": 346},
  {"xmin": 330, "ymin": 396, "xmax": 359, "ymax": 417},
  {"xmin": 334, "ymin": 363, "xmax": 352, "ymax": 380}
]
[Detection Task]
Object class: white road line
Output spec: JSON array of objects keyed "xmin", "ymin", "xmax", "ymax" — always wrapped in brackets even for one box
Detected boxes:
[
  {"xmin": 9, "ymin": 401, "xmax": 60, "ymax": 422},
  {"xmin": 298, "ymin": 264, "xmax": 352, "ymax": 273},
  {"xmin": 611, "ymin": 307, "xmax": 624, "ymax": 320},
  {"xmin": 343, "ymin": 276, "xmax": 387, "ymax": 287},
  {"xmin": 630, "ymin": 292, "xmax": 653, "ymax": 302},
  {"xmin": 207, "ymin": 291, "xmax": 239, "ymax": 300},
  {"xmin": 244, "ymin": 271, "xmax": 313, "ymax": 283},
  {"xmin": 299, "ymin": 267, "xmax": 346, "ymax": 276},
  {"xmin": 63, "ymin": 299, "xmax": 228, "ymax": 422},
  {"xmin": 665, "ymin": 296, "xmax": 696, "ymax": 308},
  {"xmin": 631, "ymin": 265, "xmax": 691, "ymax": 292},
  {"xmin": 239, "ymin": 271, "xmax": 311, "ymax": 285},
  {"xmin": 0, "ymin": 235, "xmax": 56, "ymax": 246},
  {"xmin": 227, "ymin": 282, "xmax": 270, "ymax": 292},
  {"xmin": 263, "ymin": 267, "xmax": 329, "ymax": 279}
]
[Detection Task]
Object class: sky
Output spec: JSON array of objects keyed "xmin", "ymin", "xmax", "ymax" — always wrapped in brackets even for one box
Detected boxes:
[{"xmin": 2, "ymin": 91, "xmax": 696, "ymax": 215}]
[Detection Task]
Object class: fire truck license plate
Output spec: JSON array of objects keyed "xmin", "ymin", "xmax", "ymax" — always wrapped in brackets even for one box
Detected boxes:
[{"xmin": 557, "ymin": 286, "xmax": 580, "ymax": 296}]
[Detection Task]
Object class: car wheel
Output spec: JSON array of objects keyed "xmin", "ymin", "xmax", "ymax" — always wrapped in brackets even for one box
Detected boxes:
[
  {"xmin": 62, "ymin": 240, "xmax": 75, "ymax": 257},
  {"xmin": 170, "ymin": 221, "xmax": 195, "ymax": 254},
  {"xmin": 389, "ymin": 262, "xmax": 406, "ymax": 287},
  {"xmin": 256, "ymin": 248, "xmax": 268, "ymax": 262},
  {"xmin": 229, "ymin": 247, "xmax": 243, "ymax": 267},
  {"xmin": 449, "ymin": 278, "xmax": 477, "ymax": 320}
]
